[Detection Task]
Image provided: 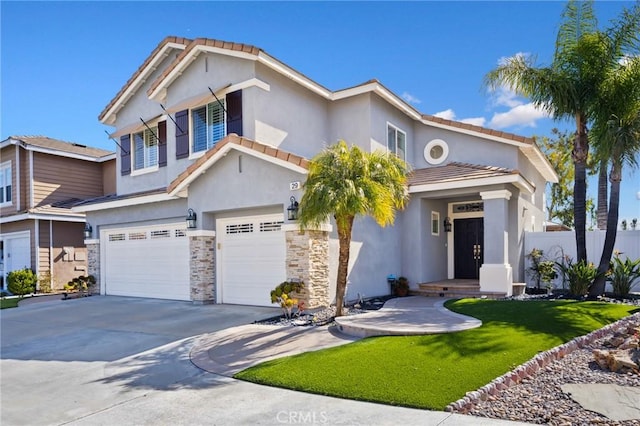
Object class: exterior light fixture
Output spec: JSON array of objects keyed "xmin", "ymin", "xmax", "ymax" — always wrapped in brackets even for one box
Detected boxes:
[
  {"xmin": 186, "ymin": 208, "xmax": 197, "ymax": 229},
  {"xmin": 287, "ymin": 196, "xmax": 299, "ymax": 221},
  {"xmin": 84, "ymin": 223, "xmax": 93, "ymax": 239},
  {"xmin": 444, "ymin": 217, "xmax": 452, "ymax": 233}
]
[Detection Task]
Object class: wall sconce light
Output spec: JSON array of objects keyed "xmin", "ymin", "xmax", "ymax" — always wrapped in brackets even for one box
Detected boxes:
[
  {"xmin": 287, "ymin": 196, "xmax": 299, "ymax": 221},
  {"xmin": 443, "ymin": 217, "xmax": 452, "ymax": 233},
  {"xmin": 84, "ymin": 223, "xmax": 93, "ymax": 239},
  {"xmin": 186, "ymin": 208, "xmax": 197, "ymax": 229}
]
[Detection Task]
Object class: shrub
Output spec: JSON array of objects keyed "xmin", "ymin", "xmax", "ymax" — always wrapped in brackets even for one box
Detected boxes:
[
  {"xmin": 608, "ymin": 252, "xmax": 640, "ymax": 298},
  {"xmin": 7, "ymin": 268, "xmax": 37, "ymax": 298},
  {"xmin": 557, "ymin": 259, "xmax": 599, "ymax": 297},
  {"xmin": 270, "ymin": 280, "xmax": 304, "ymax": 319},
  {"xmin": 65, "ymin": 275, "xmax": 96, "ymax": 295},
  {"xmin": 526, "ymin": 248, "xmax": 557, "ymax": 289},
  {"xmin": 38, "ymin": 271, "xmax": 52, "ymax": 293}
]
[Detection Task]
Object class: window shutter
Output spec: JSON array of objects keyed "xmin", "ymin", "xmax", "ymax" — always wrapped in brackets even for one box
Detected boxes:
[
  {"xmin": 226, "ymin": 90, "xmax": 243, "ymax": 136},
  {"xmin": 175, "ymin": 109, "xmax": 189, "ymax": 159},
  {"xmin": 158, "ymin": 120, "xmax": 167, "ymax": 167},
  {"xmin": 120, "ymin": 134, "xmax": 131, "ymax": 176}
]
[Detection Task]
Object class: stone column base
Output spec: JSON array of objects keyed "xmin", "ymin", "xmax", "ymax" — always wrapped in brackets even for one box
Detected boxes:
[
  {"xmin": 285, "ymin": 228, "xmax": 330, "ymax": 309},
  {"xmin": 189, "ymin": 234, "xmax": 215, "ymax": 304},
  {"xmin": 85, "ymin": 240, "xmax": 100, "ymax": 295},
  {"xmin": 480, "ymin": 264, "xmax": 513, "ymax": 296}
]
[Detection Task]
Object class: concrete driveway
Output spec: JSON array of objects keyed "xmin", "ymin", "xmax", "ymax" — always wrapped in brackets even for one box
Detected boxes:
[{"xmin": 1, "ymin": 296, "xmax": 526, "ymax": 425}]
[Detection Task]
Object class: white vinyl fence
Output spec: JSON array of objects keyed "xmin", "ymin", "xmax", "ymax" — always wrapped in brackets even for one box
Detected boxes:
[{"xmin": 524, "ymin": 230, "xmax": 640, "ymax": 290}]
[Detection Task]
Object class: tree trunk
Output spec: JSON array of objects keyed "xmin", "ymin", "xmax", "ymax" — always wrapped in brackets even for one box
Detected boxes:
[
  {"xmin": 334, "ymin": 215, "xmax": 354, "ymax": 317},
  {"xmin": 590, "ymin": 164, "xmax": 621, "ymax": 297},
  {"xmin": 597, "ymin": 159, "xmax": 608, "ymax": 230},
  {"xmin": 572, "ymin": 117, "xmax": 589, "ymax": 263}
]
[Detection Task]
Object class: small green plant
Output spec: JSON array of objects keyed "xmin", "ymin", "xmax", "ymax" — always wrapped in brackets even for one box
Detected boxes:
[
  {"xmin": 7, "ymin": 268, "xmax": 38, "ymax": 298},
  {"xmin": 64, "ymin": 275, "xmax": 96, "ymax": 295},
  {"xmin": 556, "ymin": 259, "xmax": 599, "ymax": 297},
  {"xmin": 270, "ymin": 280, "xmax": 304, "ymax": 319},
  {"xmin": 38, "ymin": 271, "xmax": 52, "ymax": 293},
  {"xmin": 527, "ymin": 248, "xmax": 557, "ymax": 290},
  {"xmin": 607, "ymin": 251, "xmax": 640, "ymax": 298}
]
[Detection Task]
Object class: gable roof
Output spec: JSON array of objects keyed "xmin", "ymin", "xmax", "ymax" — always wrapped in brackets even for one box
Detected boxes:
[
  {"xmin": 408, "ymin": 162, "xmax": 535, "ymax": 194},
  {"xmin": 100, "ymin": 35, "xmax": 556, "ymax": 183},
  {"xmin": 168, "ymin": 133, "xmax": 308, "ymax": 197},
  {"xmin": 99, "ymin": 36, "xmax": 192, "ymax": 124},
  {"xmin": 1, "ymin": 136, "xmax": 114, "ymax": 162}
]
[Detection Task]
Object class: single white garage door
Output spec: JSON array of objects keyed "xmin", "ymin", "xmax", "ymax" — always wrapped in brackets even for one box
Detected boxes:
[
  {"xmin": 218, "ymin": 214, "xmax": 286, "ymax": 306},
  {"xmin": 103, "ymin": 224, "xmax": 190, "ymax": 301}
]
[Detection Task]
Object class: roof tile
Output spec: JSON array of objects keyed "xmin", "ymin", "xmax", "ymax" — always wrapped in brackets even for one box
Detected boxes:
[{"xmin": 6, "ymin": 136, "xmax": 113, "ymax": 159}]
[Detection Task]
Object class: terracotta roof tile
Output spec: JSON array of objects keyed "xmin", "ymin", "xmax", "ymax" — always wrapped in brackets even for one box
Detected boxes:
[
  {"xmin": 422, "ymin": 114, "xmax": 535, "ymax": 146},
  {"xmin": 167, "ymin": 134, "xmax": 309, "ymax": 194},
  {"xmin": 7, "ymin": 136, "xmax": 113, "ymax": 159},
  {"xmin": 147, "ymin": 38, "xmax": 262, "ymax": 97},
  {"xmin": 408, "ymin": 162, "xmax": 519, "ymax": 187},
  {"xmin": 99, "ymin": 36, "xmax": 192, "ymax": 122}
]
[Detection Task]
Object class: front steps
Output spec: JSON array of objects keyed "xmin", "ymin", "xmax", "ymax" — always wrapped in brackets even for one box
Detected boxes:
[{"xmin": 413, "ymin": 280, "xmax": 506, "ymax": 299}]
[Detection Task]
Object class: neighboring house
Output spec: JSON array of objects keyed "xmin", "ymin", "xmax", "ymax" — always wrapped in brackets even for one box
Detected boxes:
[
  {"xmin": 0, "ymin": 136, "xmax": 115, "ymax": 291},
  {"xmin": 74, "ymin": 36, "xmax": 557, "ymax": 307}
]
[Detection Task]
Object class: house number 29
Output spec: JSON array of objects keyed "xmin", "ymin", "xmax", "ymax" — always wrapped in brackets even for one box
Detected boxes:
[{"xmin": 289, "ymin": 181, "xmax": 301, "ymax": 191}]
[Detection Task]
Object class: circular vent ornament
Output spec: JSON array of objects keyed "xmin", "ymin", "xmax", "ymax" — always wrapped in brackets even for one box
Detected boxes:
[{"xmin": 424, "ymin": 139, "xmax": 449, "ymax": 165}]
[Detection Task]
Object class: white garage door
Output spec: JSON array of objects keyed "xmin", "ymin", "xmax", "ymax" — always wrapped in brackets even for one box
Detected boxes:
[
  {"xmin": 1, "ymin": 233, "xmax": 31, "ymax": 290},
  {"xmin": 103, "ymin": 224, "xmax": 190, "ymax": 301},
  {"xmin": 218, "ymin": 214, "xmax": 286, "ymax": 306}
]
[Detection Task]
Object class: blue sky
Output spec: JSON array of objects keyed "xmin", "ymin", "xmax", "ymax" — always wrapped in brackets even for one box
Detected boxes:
[{"xmin": 1, "ymin": 1, "xmax": 638, "ymax": 221}]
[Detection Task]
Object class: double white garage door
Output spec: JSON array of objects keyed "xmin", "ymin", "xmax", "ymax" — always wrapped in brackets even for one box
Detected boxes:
[{"xmin": 103, "ymin": 214, "xmax": 285, "ymax": 306}]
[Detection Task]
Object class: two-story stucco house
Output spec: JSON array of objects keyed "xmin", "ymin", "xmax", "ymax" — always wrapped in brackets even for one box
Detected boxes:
[
  {"xmin": 0, "ymin": 136, "xmax": 115, "ymax": 291},
  {"xmin": 74, "ymin": 36, "xmax": 557, "ymax": 307}
]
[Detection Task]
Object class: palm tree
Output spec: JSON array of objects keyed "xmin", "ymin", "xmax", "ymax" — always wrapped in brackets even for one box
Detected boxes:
[
  {"xmin": 484, "ymin": 0, "xmax": 599, "ymax": 263},
  {"xmin": 298, "ymin": 141, "xmax": 409, "ymax": 316},
  {"xmin": 589, "ymin": 39, "xmax": 640, "ymax": 297}
]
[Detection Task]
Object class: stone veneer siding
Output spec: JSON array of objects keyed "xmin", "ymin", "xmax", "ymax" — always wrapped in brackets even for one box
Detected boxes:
[
  {"xmin": 189, "ymin": 235, "xmax": 215, "ymax": 304},
  {"xmin": 285, "ymin": 229, "xmax": 330, "ymax": 308},
  {"xmin": 86, "ymin": 241, "xmax": 100, "ymax": 294}
]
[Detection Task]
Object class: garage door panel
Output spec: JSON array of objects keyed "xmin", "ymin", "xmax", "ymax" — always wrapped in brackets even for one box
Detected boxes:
[
  {"xmin": 104, "ymin": 225, "xmax": 190, "ymax": 301},
  {"xmin": 219, "ymin": 215, "xmax": 285, "ymax": 306}
]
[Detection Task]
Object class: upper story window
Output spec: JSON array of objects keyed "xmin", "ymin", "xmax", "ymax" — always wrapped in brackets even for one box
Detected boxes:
[
  {"xmin": 387, "ymin": 123, "xmax": 406, "ymax": 161},
  {"xmin": 0, "ymin": 161, "xmax": 12, "ymax": 205},
  {"xmin": 192, "ymin": 100, "xmax": 226, "ymax": 154},
  {"xmin": 132, "ymin": 127, "xmax": 158, "ymax": 170}
]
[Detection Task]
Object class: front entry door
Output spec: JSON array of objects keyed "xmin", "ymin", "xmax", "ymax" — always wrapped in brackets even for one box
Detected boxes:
[{"xmin": 454, "ymin": 218, "xmax": 484, "ymax": 279}]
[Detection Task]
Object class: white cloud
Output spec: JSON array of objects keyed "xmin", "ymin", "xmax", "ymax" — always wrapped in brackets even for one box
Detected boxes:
[
  {"xmin": 433, "ymin": 108, "xmax": 456, "ymax": 120},
  {"xmin": 460, "ymin": 117, "xmax": 486, "ymax": 127},
  {"xmin": 491, "ymin": 85, "xmax": 523, "ymax": 108},
  {"xmin": 488, "ymin": 103, "xmax": 549, "ymax": 129},
  {"xmin": 401, "ymin": 92, "xmax": 421, "ymax": 104},
  {"xmin": 434, "ymin": 109, "xmax": 486, "ymax": 127},
  {"xmin": 497, "ymin": 51, "xmax": 530, "ymax": 66}
]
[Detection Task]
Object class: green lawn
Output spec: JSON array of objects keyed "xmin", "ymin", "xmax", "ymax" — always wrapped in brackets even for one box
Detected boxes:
[
  {"xmin": 235, "ymin": 299, "xmax": 637, "ymax": 410},
  {"xmin": 0, "ymin": 298, "xmax": 21, "ymax": 309}
]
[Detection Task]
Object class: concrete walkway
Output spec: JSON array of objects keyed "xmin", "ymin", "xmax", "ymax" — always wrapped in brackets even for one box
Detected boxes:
[
  {"xmin": 190, "ymin": 296, "xmax": 481, "ymax": 375},
  {"xmin": 335, "ymin": 296, "xmax": 482, "ymax": 337}
]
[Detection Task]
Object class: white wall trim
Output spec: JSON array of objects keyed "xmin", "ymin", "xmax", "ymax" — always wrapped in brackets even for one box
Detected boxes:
[
  {"xmin": 410, "ymin": 175, "xmax": 533, "ymax": 195},
  {"xmin": 83, "ymin": 238, "xmax": 100, "ymax": 245},
  {"xmin": 49, "ymin": 220, "xmax": 53, "ymax": 283},
  {"xmin": 480, "ymin": 189, "xmax": 512, "ymax": 200},
  {"xmin": 1, "ymin": 213, "xmax": 86, "ymax": 224},
  {"xmin": 72, "ymin": 193, "xmax": 178, "ymax": 212},
  {"xmin": 34, "ymin": 218, "xmax": 39, "ymax": 274}
]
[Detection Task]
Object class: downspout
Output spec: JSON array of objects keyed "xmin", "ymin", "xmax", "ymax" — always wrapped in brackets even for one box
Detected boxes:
[
  {"xmin": 50, "ymin": 220, "xmax": 54, "ymax": 289},
  {"xmin": 29, "ymin": 150, "xmax": 34, "ymax": 208},
  {"xmin": 34, "ymin": 218, "xmax": 39, "ymax": 289},
  {"xmin": 15, "ymin": 147, "xmax": 20, "ymax": 211}
]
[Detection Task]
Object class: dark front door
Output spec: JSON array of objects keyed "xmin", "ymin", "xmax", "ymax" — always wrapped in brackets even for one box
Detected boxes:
[{"xmin": 454, "ymin": 218, "xmax": 484, "ymax": 279}]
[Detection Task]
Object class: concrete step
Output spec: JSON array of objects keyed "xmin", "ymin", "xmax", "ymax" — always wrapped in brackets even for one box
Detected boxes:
[
  {"xmin": 419, "ymin": 283, "xmax": 480, "ymax": 292},
  {"xmin": 410, "ymin": 289, "xmax": 507, "ymax": 299}
]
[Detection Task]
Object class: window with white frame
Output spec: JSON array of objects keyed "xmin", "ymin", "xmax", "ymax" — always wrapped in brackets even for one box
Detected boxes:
[
  {"xmin": 132, "ymin": 127, "xmax": 158, "ymax": 170},
  {"xmin": 431, "ymin": 211, "xmax": 440, "ymax": 236},
  {"xmin": 0, "ymin": 161, "xmax": 12, "ymax": 205},
  {"xmin": 192, "ymin": 100, "xmax": 226, "ymax": 153},
  {"xmin": 387, "ymin": 123, "xmax": 406, "ymax": 161}
]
